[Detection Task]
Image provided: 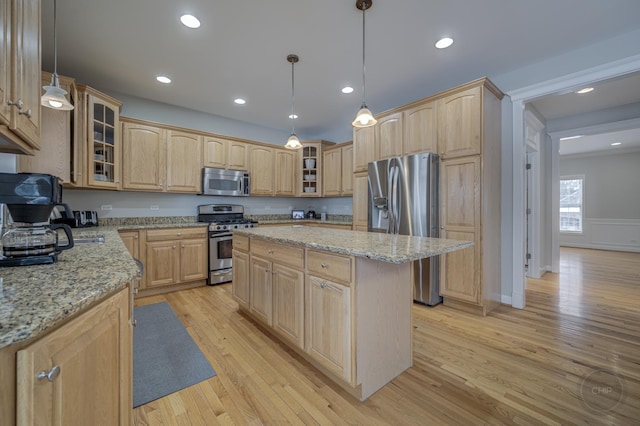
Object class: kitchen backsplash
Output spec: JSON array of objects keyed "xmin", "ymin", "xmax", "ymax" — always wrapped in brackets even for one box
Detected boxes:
[{"xmin": 100, "ymin": 214, "xmax": 353, "ymax": 227}]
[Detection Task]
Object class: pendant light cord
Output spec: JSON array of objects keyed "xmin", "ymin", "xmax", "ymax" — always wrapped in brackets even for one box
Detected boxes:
[
  {"xmin": 291, "ymin": 60, "xmax": 296, "ymax": 134},
  {"xmin": 53, "ymin": 0, "xmax": 58, "ymax": 79},
  {"xmin": 361, "ymin": 4, "xmax": 366, "ymax": 107}
]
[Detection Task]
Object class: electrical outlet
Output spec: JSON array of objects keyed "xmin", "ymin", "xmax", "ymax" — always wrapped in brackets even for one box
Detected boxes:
[
  {"xmin": 101, "ymin": 204, "xmax": 112, "ymax": 211},
  {"xmin": 150, "ymin": 205, "xmax": 160, "ymax": 210}
]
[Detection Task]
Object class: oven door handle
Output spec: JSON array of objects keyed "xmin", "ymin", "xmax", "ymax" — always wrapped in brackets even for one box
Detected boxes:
[{"xmin": 209, "ymin": 233, "xmax": 233, "ymax": 239}]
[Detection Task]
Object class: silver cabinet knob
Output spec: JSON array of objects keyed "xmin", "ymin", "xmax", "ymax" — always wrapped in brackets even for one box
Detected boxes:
[
  {"xmin": 321, "ymin": 263, "xmax": 328, "ymax": 269},
  {"xmin": 172, "ymin": 245, "xmax": 176, "ymax": 249},
  {"xmin": 37, "ymin": 365, "xmax": 61, "ymax": 382},
  {"xmin": 320, "ymin": 282, "xmax": 327, "ymax": 289},
  {"xmin": 267, "ymin": 249, "xmax": 274, "ymax": 254}
]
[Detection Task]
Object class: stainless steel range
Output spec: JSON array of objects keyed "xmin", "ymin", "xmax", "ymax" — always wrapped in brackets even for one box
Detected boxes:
[{"xmin": 197, "ymin": 204, "xmax": 257, "ymax": 285}]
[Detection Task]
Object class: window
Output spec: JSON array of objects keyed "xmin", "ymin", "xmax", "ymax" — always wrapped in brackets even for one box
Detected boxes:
[{"xmin": 560, "ymin": 177, "xmax": 584, "ymax": 233}]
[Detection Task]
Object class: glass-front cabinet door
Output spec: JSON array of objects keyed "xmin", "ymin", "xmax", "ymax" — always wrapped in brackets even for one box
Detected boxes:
[
  {"xmin": 80, "ymin": 87, "xmax": 122, "ymax": 189},
  {"xmin": 299, "ymin": 144, "xmax": 319, "ymax": 196}
]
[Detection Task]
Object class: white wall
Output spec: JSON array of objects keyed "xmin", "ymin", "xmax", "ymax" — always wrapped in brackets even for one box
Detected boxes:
[
  {"xmin": 559, "ymin": 150, "xmax": 640, "ymax": 252},
  {"xmin": 61, "ymin": 189, "xmax": 352, "ymax": 219},
  {"xmin": 0, "ymin": 154, "xmax": 17, "ymax": 173}
]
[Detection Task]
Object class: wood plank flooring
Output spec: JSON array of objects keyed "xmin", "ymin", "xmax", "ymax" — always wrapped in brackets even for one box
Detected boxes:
[{"xmin": 133, "ymin": 247, "xmax": 640, "ymax": 425}]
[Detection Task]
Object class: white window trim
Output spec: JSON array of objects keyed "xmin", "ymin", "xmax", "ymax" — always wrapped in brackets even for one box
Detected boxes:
[{"xmin": 559, "ymin": 174, "xmax": 585, "ymax": 234}]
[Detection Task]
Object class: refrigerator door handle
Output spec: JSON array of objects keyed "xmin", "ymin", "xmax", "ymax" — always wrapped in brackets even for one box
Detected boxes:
[
  {"xmin": 393, "ymin": 166, "xmax": 401, "ymax": 234},
  {"xmin": 390, "ymin": 165, "xmax": 399, "ymax": 234}
]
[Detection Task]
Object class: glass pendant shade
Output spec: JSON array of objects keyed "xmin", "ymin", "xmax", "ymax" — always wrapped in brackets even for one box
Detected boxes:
[
  {"xmin": 41, "ymin": 75, "xmax": 74, "ymax": 110},
  {"xmin": 352, "ymin": 105, "xmax": 377, "ymax": 127},
  {"xmin": 285, "ymin": 133, "xmax": 302, "ymax": 150}
]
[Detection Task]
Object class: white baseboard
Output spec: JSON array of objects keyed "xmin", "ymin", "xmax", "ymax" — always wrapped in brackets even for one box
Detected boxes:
[{"xmin": 560, "ymin": 219, "xmax": 640, "ymax": 253}]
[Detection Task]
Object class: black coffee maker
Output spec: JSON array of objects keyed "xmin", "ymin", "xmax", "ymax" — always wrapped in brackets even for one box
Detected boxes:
[{"xmin": 0, "ymin": 173, "xmax": 74, "ymax": 266}]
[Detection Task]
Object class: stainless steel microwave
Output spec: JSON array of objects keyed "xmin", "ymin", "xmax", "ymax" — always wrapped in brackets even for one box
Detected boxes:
[{"xmin": 201, "ymin": 167, "xmax": 250, "ymax": 196}]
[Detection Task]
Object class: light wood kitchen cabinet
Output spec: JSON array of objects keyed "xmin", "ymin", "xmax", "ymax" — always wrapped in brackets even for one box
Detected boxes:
[
  {"xmin": 232, "ymin": 249, "xmax": 250, "ymax": 310},
  {"xmin": 249, "ymin": 256, "xmax": 273, "ymax": 325},
  {"xmin": 437, "ymin": 85, "xmax": 482, "ymax": 159},
  {"xmin": 17, "ymin": 72, "xmax": 77, "ymax": 182},
  {"xmin": 249, "ymin": 145, "xmax": 275, "ymax": 195},
  {"xmin": 77, "ymin": 85, "xmax": 122, "ymax": 190},
  {"xmin": 297, "ymin": 140, "xmax": 334, "ymax": 197},
  {"xmin": 121, "ymin": 121, "xmax": 166, "ymax": 191},
  {"xmin": 272, "ymin": 263, "xmax": 305, "ymax": 349},
  {"xmin": 274, "ymin": 148, "xmax": 295, "ymax": 196},
  {"xmin": 166, "ymin": 130, "xmax": 203, "ymax": 193},
  {"xmin": 376, "ymin": 112, "xmax": 403, "ymax": 160},
  {"xmin": 119, "ymin": 230, "xmax": 140, "ymax": 260},
  {"xmin": 352, "ymin": 172, "xmax": 369, "ymax": 231},
  {"xmin": 203, "ymin": 136, "xmax": 248, "ymax": 170},
  {"xmin": 142, "ymin": 227, "xmax": 208, "ymax": 295},
  {"xmin": 323, "ymin": 142, "xmax": 353, "ymax": 196},
  {"xmin": 16, "ymin": 286, "xmax": 131, "ymax": 426},
  {"xmin": 438, "ymin": 79, "xmax": 503, "ymax": 316},
  {"xmin": 353, "ymin": 126, "xmax": 376, "ymax": 173},
  {"xmin": 403, "ymin": 100, "xmax": 437, "ymax": 155},
  {"xmin": 0, "ymin": 0, "xmax": 41, "ymax": 154},
  {"xmin": 306, "ymin": 275, "xmax": 352, "ymax": 383}
]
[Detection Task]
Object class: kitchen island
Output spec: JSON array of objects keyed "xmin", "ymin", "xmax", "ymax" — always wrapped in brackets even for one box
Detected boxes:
[{"xmin": 231, "ymin": 226, "xmax": 472, "ymax": 401}]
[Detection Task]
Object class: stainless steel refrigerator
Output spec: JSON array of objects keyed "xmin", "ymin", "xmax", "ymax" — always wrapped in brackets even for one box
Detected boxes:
[{"xmin": 368, "ymin": 152, "xmax": 441, "ymax": 305}]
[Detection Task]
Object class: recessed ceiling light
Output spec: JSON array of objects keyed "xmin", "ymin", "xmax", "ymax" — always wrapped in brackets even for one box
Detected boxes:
[
  {"xmin": 289, "ymin": 114, "xmax": 298, "ymax": 119},
  {"xmin": 559, "ymin": 135, "xmax": 583, "ymax": 141},
  {"xmin": 342, "ymin": 86, "xmax": 354, "ymax": 94},
  {"xmin": 180, "ymin": 14, "xmax": 201, "ymax": 29},
  {"xmin": 156, "ymin": 75, "xmax": 171, "ymax": 84},
  {"xmin": 435, "ymin": 37, "xmax": 454, "ymax": 49},
  {"xmin": 611, "ymin": 142, "xmax": 622, "ymax": 146},
  {"xmin": 234, "ymin": 98, "xmax": 246, "ymax": 105},
  {"xmin": 576, "ymin": 87, "xmax": 594, "ymax": 94}
]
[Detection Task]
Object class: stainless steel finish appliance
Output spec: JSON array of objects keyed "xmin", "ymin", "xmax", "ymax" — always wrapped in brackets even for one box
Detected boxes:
[
  {"xmin": 368, "ymin": 152, "xmax": 440, "ymax": 305},
  {"xmin": 201, "ymin": 167, "xmax": 250, "ymax": 196},
  {"xmin": 197, "ymin": 204, "xmax": 257, "ymax": 285},
  {"xmin": 0, "ymin": 172, "xmax": 75, "ymax": 267}
]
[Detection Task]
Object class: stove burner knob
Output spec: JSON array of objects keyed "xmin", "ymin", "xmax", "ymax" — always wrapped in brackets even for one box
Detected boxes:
[
  {"xmin": 216, "ymin": 225, "xmax": 221, "ymax": 230},
  {"xmin": 223, "ymin": 225, "xmax": 228, "ymax": 230}
]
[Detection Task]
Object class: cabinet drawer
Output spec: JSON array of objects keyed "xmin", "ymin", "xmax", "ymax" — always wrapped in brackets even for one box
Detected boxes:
[
  {"xmin": 233, "ymin": 234, "xmax": 250, "ymax": 252},
  {"xmin": 307, "ymin": 250, "xmax": 352, "ymax": 285},
  {"xmin": 146, "ymin": 227, "xmax": 207, "ymax": 242},
  {"xmin": 251, "ymin": 238, "xmax": 304, "ymax": 269}
]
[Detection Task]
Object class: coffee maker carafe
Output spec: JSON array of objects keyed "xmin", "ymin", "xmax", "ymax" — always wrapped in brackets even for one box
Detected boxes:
[{"xmin": 0, "ymin": 173, "xmax": 74, "ymax": 266}]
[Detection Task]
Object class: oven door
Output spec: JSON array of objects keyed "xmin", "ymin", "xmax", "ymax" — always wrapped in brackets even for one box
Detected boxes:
[{"xmin": 209, "ymin": 232, "xmax": 233, "ymax": 285}]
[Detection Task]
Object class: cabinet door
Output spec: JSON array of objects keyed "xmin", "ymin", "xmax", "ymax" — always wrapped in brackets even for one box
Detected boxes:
[
  {"xmin": 16, "ymin": 288, "xmax": 131, "ymax": 426},
  {"xmin": 306, "ymin": 276, "xmax": 352, "ymax": 382},
  {"xmin": 274, "ymin": 148, "xmax": 295, "ymax": 196},
  {"xmin": 341, "ymin": 144, "xmax": 354, "ymax": 195},
  {"xmin": 0, "ymin": 0, "xmax": 9, "ymax": 127},
  {"xmin": 322, "ymin": 149, "xmax": 342, "ymax": 196},
  {"xmin": 272, "ymin": 263, "xmax": 304, "ymax": 349},
  {"xmin": 166, "ymin": 131, "xmax": 203, "ymax": 193},
  {"xmin": 8, "ymin": 0, "xmax": 40, "ymax": 149},
  {"xmin": 404, "ymin": 101, "xmax": 437, "ymax": 155},
  {"xmin": 439, "ymin": 156, "xmax": 480, "ymax": 303},
  {"xmin": 438, "ymin": 86, "xmax": 482, "ymax": 158},
  {"xmin": 249, "ymin": 146, "xmax": 274, "ymax": 195},
  {"xmin": 352, "ymin": 172, "xmax": 369, "ymax": 229},
  {"xmin": 228, "ymin": 141, "xmax": 248, "ymax": 170},
  {"xmin": 353, "ymin": 126, "xmax": 376, "ymax": 173},
  {"xmin": 121, "ymin": 122, "xmax": 165, "ymax": 191},
  {"xmin": 179, "ymin": 238, "xmax": 208, "ymax": 282},
  {"xmin": 118, "ymin": 230, "xmax": 140, "ymax": 259},
  {"xmin": 376, "ymin": 112, "xmax": 403, "ymax": 160},
  {"xmin": 232, "ymin": 249, "xmax": 250, "ymax": 310},
  {"xmin": 87, "ymin": 94, "xmax": 121, "ymax": 189},
  {"xmin": 250, "ymin": 256, "xmax": 272, "ymax": 325},
  {"xmin": 203, "ymin": 136, "xmax": 227, "ymax": 168},
  {"xmin": 145, "ymin": 240, "xmax": 179, "ymax": 288}
]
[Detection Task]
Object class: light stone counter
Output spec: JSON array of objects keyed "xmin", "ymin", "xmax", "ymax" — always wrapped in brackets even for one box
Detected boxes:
[
  {"xmin": 0, "ymin": 228, "xmax": 138, "ymax": 349},
  {"xmin": 233, "ymin": 225, "xmax": 473, "ymax": 264}
]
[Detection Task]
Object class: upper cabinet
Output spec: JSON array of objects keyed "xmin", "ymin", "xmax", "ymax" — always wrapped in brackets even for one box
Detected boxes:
[
  {"xmin": 404, "ymin": 100, "xmax": 437, "ymax": 155},
  {"xmin": 0, "ymin": 0, "xmax": 41, "ymax": 154},
  {"xmin": 203, "ymin": 136, "xmax": 248, "ymax": 171},
  {"xmin": 437, "ymin": 86, "xmax": 482, "ymax": 159},
  {"xmin": 322, "ymin": 142, "xmax": 352, "ymax": 197},
  {"xmin": 353, "ymin": 126, "xmax": 375, "ymax": 173},
  {"xmin": 297, "ymin": 141, "xmax": 334, "ymax": 197},
  {"xmin": 77, "ymin": 85, "xmax": 122, "ymax": 189},
  {"xmin": 166, "ymin": 130, "xmax": 202, "ymax": 193},
  {"xmin": 275, "ymin": 148, "xmax": 295, "ymax": 196},
  {"xmin": 18, "ymin": 72, "xmax": 76, "ymax": 182},
  {"xmin": 249, "ymin": 145, "xmax": 275, "ymax": 195},
  {"xmin": 376, "ymin": 112, "xmax": 403, "ymax": 160}
]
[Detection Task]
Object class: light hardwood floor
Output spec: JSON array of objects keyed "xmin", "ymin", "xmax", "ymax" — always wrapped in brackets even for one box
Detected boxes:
[{"xmin": 133, "ymin": 247, "xmax": 640, "ymax": 425}]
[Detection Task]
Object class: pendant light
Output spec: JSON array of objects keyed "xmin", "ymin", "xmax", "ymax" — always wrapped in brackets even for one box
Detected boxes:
[
  {"xmin": 284, "ymin": 54, "xmax": 302, "ymax": 150},
  {"xmin": 41, "ymin": 0, "xmax": 74, "ymax": 111},
  {"xmin": 352, "ymin": 0, "xmax": 376, "ymax": 128}
]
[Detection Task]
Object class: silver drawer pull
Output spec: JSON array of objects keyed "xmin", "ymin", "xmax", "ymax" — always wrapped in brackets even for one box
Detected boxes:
[
  {"xmin": 267, "ymin": 249, "xmax": 274, "ymax": 254},
  {"xmin": 321, "ymin": 263, "xmax": 328, "ymax": 269},
  {"xmin": 37, "ymin": 365, "xmax": 61, "ymax": 382},
  {"xmin": 320, "ymin": 282, "xmax": 327, "ymax": 289}
]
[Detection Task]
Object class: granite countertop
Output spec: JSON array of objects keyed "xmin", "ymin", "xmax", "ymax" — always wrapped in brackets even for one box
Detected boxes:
[
  {"xmin": 256, "ymin": 219, "xmax": 352, "ymax": 226},
  {"xmin": 0, "ymin": 228, "xmax": 139, "ymax": 349},
  {"xmin": 233, "ymin": 226, "xmax": 473, "ymax": 264}
]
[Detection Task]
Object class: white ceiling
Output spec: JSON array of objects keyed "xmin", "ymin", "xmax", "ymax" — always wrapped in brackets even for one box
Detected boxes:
[{"xmin": 42, "ymin": 0, "xmax": 640, "ymax": 144}]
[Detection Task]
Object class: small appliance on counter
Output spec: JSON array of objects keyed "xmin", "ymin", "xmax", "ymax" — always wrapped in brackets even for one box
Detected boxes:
[
  {"xmin": 0, "ymin": 172, "xmax": 74, "ymax": 266},
  {"xmin": 50, "ymin": 205, "xmax": 99, "ymax": 228},
  {"xmin": 306, "ymin": 210, "xmax": 316, "ymax": 219},
  {"xmin": 72, "ymin": 210, "xmax": 99, "ymax": 227}
]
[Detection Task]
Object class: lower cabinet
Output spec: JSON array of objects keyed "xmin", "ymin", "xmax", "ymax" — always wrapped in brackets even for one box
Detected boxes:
[
  {"xmin": 231, "ymin": 249, "xmax": 250, "ymax": 310},
  {"xmin": 306, "ymin": 275, "xmax": 351, "ymax": 382},
  {"xmin": 249, "ymin": 255, "xmax": 273, "ymax": 325},
  {"xmin": 15, "ymin": 287, "xmax": 131, "ymax": 425},
  {"xmin": 272, "ymin": 263, "xmax": 304, "ymax": 349},
  {"xmin": 142, "ymin": 227, "xmax": 208, "ymax": 294}
]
